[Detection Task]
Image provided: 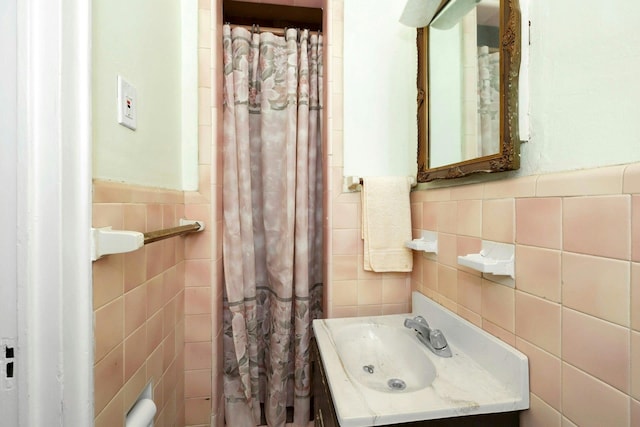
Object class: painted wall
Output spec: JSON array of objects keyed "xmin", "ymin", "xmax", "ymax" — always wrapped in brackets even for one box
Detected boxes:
[
  {"xmin": 343, "ymin": 0, "xmax": 418, "ymax": 178},
  {"xmin": 92, "ymin": 0, "xmax": 197, "ymax": 190},
  {"xmin": 520, "ymin": 0, "xmax": 640, "ymax": 175}
]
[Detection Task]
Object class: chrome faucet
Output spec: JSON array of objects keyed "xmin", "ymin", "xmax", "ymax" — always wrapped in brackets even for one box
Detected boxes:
[{"xmin": 404, "ymin": 315, "xmax": 452, "ymax": 358}]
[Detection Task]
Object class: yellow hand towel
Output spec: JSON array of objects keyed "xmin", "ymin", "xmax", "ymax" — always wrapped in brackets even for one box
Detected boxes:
[{"xmin": 361, "ymin": 176, "xmax": 413, "ymax": 272}]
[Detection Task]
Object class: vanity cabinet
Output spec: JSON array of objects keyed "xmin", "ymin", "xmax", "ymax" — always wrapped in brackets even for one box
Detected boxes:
[{"xmin": 311, "ymin": 338, "xmax": 520, "ymax": 427}]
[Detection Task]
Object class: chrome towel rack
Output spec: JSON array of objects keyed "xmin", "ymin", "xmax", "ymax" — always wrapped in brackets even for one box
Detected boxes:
[{"xmin": 91, "ymin": 219, "xmax": 205, "ymax": 261}]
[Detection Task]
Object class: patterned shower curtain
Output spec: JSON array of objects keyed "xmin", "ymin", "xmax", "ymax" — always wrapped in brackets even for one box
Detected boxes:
[{"xmin": 221, "ymin": 24, "xmax": 323, "ymax": 427}]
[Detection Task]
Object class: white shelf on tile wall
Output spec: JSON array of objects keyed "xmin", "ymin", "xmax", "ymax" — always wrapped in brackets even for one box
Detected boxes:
[
  {"xmin": 405, "ymin": 230, "xmax": 438, "ymax": 253},
  {"xmin": 458, "ymin": 240, "xmax": 514, "ymax": 278}
]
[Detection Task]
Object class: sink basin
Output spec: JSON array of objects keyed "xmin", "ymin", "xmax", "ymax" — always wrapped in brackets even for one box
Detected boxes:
[
  {"xmin": 332, "ymin": 323, "xmax": 436, "ymax": 392},
  {"xmin": 312, "ymin": 292, "xmax": 529, "ymax": 427}
]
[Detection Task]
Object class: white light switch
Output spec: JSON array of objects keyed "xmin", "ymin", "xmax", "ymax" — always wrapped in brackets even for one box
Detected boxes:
[{"xmin": 117, "ymin": 75, "xmax": 137, "ymax": 130}]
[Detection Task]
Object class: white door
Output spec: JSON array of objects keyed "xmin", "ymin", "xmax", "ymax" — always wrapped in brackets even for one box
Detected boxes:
[{"xmin": 0, "ymin": 0, "xmax": 19, "ymax": 423}]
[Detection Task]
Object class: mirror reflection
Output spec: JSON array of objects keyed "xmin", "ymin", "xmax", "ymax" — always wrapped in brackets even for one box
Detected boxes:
[
  {"xmin": 417, "ymin": 0, "xmax": 521, "ymax": 182},
  {"xmin": 429, "ymin": 0, "xmax": 500, "ymax": 168}
]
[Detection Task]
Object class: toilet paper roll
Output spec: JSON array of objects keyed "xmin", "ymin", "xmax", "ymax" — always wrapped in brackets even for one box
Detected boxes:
[
  {"xmin": 399, "ymin": 0, "xmax": 441, "ymax": 28},
  {"xmin": 125, "ymin": 398, "xmax": 157, "ymax": 427}
]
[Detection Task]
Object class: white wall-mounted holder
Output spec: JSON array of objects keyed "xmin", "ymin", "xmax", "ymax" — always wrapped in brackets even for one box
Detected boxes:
[
  {"xmin": 91, "ymin": 218, "xmax": 205, "ymax": 261},
  {"xmin": 405, "ymin": 230, "xmax": 438, "ymax": 253},
  {"xmin": 457, "ymin": 240, "xmax": 514, "ymax": 279}
]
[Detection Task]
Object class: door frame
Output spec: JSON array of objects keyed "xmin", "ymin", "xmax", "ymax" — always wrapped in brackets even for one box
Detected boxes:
[{"xmin": 16, "ymin": 0, "xmax": 93, "ymax": 424}]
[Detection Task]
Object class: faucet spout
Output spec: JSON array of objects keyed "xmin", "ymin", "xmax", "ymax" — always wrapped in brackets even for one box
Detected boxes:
[{"xmin": 404, "ymin": 315, "xmax": 452, "ymax": 358}]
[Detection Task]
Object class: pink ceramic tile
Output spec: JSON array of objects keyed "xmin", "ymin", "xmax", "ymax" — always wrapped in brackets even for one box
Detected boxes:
[
  {"xmin": 437, "ymin": 265, "xmax": 458, "ymax": 302},
  {"xmin": 332, "ymin": 255, "xmax": 358, "ymax": 280},
  {"xmin": 515, "ymin": 291, "xmax": 561, "ymax": 356},
  {"xmin": 185, "ymin": 342, "xmax": 213, "ymax": 371},
  {"xmin": 123, "ymin": 358, "xmax": 147, "ymax": 412},
  {"xmin": 185, "ymin": 397, "xmax": 212, "ymax": 426},
  {"xmin": 357, "ymin": 280, "xmax": 382, "ymax": 305},
  {"xmin": 146, "ymin": 311, "xmax": 164, "ymax": 355},
  {"xmin": 437, "ymin": 233, "xmax": 458, "ymax": 268},
  {"xmin": 456, "ymin": 200, "xmax": 482, "ymax": 237},
  {"xmin": 562, "ymin": 308, "xmax": 630, "ymax": 393},
  {"xmin": 632, "ymin": 331, "xmax": 640, "ymax": 400},
  {"xmin": 329, "ymin": 305, "xmax": 358, "ymax": 318},
  {"xmin": 357, "ymin": 304, "xmax": 383, "ymax": 317},
  {"xmin": 449, "ymin": 183, "xmax": 483, "ymax": 201},
  {"xmin": 537, "ymin": 165, "xmax": 625, "ymax": 197},
  {"xmin": 562, "ymin": 362, "xmax": 630, "ymax": 427},
  {"xmin": 633, "ymin": 263, "xmax": 640, "ymax": 331},
  {"xmin": 332, "ymin": 202, "xmax": 359, "ymax": 229},
  {"xmin": 410, "ymin": 253, "xmax": 423, "ymax": 290},
  {"xmin": 123, "ymin": 204, "xmax": 147, "ymax": 232},
  {"xmin": 561, "ymin": 416, "xmax": 578, "ymax": 427},
  {"xmin": 184, "ymin": 231, "xmax": 212, "ymax": 260},
  {"xmin": 146, "ymin": 204, "xmax": 163, "ymax": 233},
  {"xmin": 438, "ymin": 201, "xmax": 458, "ymax": 234},
  {"xmin": 457, "ymin": 271, "xmax": 482, "ymax": 314},
  {"xmin": 145, "ymin": 345, "xmax": 164, "ymax": 384},
  {"xmin": 93, "ymin": 181, "xmax": 132, "ymax": 203},
  {"xmin": 457, "ymin": 305, "xmax": 482, "ymax": 327},
  {"xmin": 382, "ymin": 303, "xmax": 409, "ymax": 315},
  {"xmin": 624, "ymin": 163, "xmax": 640, "ymax": 194},
  {"xmin": 94, "ymin": 389, "xmax": 124, "ymax": 427},
  {"xmin": 422, "ymin": 202, "xmax": 438, "ymax": 230},
  {"xmin": 185, "ymin": 287, "xmax": 211, "ymax": 315},
  {"xmin": 146, "ymin": 275, "xmax": 165, "ymax": 318},
  {"xmin": 185, "ymin": 314, "xmax": 212, "ymax": 343},
  {"xmin": 563, "ymin": 195, "xmax": 631, "ymax": 260},
  {"xmin": 481, "ymin": 279, "xmax": 515, "ymax": 332},
  {"xmin": 185, "ymin": 259, "xmax": 211, "ymax": 288},
  {"xmin": 482, "ymin": 198, "xmax": 515, "ymax": 243},
  {"xmin": 456, "ymin": 236, "xmax": 482, "ymax": 275},
  {"xmin": 632, "ymin": 398, "xmax": 640, "ymax": 427},
  {"xmin": 483, "ymin": 176, "xmax": 537, "ymax": 200},
  {"xmin": 519, "ymin": 393, "xmax": 561, "ymax": 427},
  {"xmin": 482, "ymin": 319, "xmax": 515, "ymax": 347},
  {"xmin": 94, "ymin": 344, "xmax": 124, "ymax": 416},
  {"xmin": 93, "ymin": 254, "xmax": 125, "ymax": 309},
  {"xmin": 163, "ymin": 300, "xmax": 177, "ymax": 340},
  {"xmin": 95, "ymin": 297, "xmax": 124, "ymax": 363},
  {"xmin": 93, "ymin": 203, "xmax": 124, "ymax": 229},
  {"xmin": 382, "ymin": 277, "xmax": 409, "ymax": 304},
  {"xmin": 562, "ymin": 252, "xmax": 630, "ymax": 326},
  {"xmin": 332, "ymin": 228, "xmax": 360, "ymax": 255},
  {"xmin": 411, "ymin": 202, "xmax": 423, "ymax": 230},
  {"xmin": 633, "ymin": 196, "xmax": 640, "ymax": 262},
  {"xmin": 185, "ymin": 369, "xmax": 212, "ymax": 399},
  {"xmin": 125, "ymin": 284, "xmax": 147, "ymax": 336},
  {"xmin": 516, "ymin": 198, "xmax": 562, "ymax": 249},
  {"xmin": 515, "ymin": 245, "xmax": 561, "ymax": 302},
  {"xmin": 123, "ymin": 248, "xmax": 147, "ymax": 293},
  {"xmin": 124, "ymin": 325, "xmax": 147, "ymax": 382},
  {"xmin": 516, "ymin": 338, "xmax": 562, "ymax": 411},
  {"xmin": 422, "ymin": 258, "xmax": 438, "ymax": 292},
  {"xmin": 145, "ymin": 242, "xmax": 165, "ymax": 280},
  {"xmin": 330, "ymin": 280, "xmax": 357, "ymax": 306}
]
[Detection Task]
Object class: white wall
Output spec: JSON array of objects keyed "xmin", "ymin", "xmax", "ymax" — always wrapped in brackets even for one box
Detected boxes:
[
  {"xmin": 518, "ymin": 0, "xmax": 640, "ymax": 176},
  {"xmin": 92, "ymin": 0, "xmax": 198, "ymax": 190},
  {"xmin": 343, "ymin": 0, "xmax": 418, "ymax": 178}
]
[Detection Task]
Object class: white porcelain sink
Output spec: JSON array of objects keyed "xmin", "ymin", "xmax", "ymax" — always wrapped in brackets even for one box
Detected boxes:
[
  {"xmin": 332, "ymin": 323, "xmax": 437, "ymax": 393},
  {"xmin": 312, "ymin": 292, "xmax": 529, "ymax": 427}
]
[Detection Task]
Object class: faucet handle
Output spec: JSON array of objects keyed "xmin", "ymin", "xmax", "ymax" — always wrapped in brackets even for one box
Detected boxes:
[
  {"xmin": 412, "ymin": 315, "xmax": 430, "ymax": 328},
  {"xmin": 429, "ymin": 329, "xmax": 448, "ymax": 350}
]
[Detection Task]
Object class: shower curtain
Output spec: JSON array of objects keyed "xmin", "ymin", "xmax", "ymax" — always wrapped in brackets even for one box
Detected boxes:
[{"xmin": 222, "ymin": 24, "xmax": 323, "ymax": 427}]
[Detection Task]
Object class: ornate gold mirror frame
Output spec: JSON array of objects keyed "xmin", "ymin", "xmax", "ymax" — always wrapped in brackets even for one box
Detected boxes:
[{"xmin": 417, "ymin": 0, "xmax": 522, "ymax": 182}]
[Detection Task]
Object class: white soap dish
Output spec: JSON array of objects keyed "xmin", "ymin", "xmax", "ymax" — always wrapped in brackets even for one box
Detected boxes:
[
  {"xmin": 405, "ymin": 230, "xmax": 438, "ymax": 254},
  {"xmin": 457, "ymin": 240, "xmax": 514, "ymax": 278}
]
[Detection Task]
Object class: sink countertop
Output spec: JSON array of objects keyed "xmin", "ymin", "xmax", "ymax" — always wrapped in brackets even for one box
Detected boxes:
[{"xmin": 312, "ymin": 292, "xmax": 529, "ymax": 427}]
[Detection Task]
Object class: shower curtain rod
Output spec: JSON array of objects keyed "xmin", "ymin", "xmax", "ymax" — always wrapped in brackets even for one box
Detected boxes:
[{"xmin": 227, "ymin": 23, "xmax": 321, "ymax": 36}]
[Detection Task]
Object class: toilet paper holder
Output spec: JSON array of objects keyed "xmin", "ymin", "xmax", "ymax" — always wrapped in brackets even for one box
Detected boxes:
[{"xmin": 126, "ymin": 382, "xmax": 156, "ymax": 427}]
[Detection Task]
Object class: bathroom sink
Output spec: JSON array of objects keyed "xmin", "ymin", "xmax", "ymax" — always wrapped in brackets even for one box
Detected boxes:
[
  {"xmin": 312, "ymin": 292, "xmax": 529, "ymax": 427},
  {"xmin": 332, "ymin": 323, "xmax": 436, "ymax": 393}
]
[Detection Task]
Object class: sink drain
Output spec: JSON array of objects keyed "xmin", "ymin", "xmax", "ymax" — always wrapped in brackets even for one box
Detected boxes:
[
  {"xmin": 387, "ymin": 378, "xmax": 407, "ymax": 391},
  {"xmin": 362, "ymin": 365, "xmax": 374, "ymax": 374}
]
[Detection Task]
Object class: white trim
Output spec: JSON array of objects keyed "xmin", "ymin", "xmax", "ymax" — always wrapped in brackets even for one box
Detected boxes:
[{"xmin": 17, "ymin": 0, "xmax": 94, "ymax": 424}]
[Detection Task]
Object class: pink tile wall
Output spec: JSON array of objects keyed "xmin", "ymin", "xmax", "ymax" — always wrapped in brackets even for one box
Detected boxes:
[
  {"xmin": 92, "ymin": 181, "xmax": 186, "ymax": 427},
  {"xmin": 407, "ymin": 165, "xmax": 640, "ymax": 426}
]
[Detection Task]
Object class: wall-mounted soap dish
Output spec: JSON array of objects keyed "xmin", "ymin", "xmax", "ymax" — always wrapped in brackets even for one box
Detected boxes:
[
  {"xmin": 458, "ymin": 240, "xmax": 514, "ymax": 278},
  {"xmin": 405, "ymin": 230, "xmax": 438, "ymax": 254}
]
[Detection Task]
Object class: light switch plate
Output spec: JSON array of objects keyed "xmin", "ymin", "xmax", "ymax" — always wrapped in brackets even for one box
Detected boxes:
[{"xmin": 117, "ymin": 75, "xmax": 137, "ymax": 130}]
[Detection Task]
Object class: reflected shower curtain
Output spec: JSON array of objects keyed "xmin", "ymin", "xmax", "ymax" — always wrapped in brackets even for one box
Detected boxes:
[
  {"xmin": 222, "ymin": 24, "xmax": 323, "ymax": 427},
  {"xmin": 477, "ymin": 46, "xmax": 500, "ymax": 156}
]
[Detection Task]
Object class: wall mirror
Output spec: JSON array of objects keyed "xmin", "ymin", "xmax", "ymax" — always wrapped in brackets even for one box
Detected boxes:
[{"xmin": 417, "ymin": 0, "xmax": 521, "ymax": 182}]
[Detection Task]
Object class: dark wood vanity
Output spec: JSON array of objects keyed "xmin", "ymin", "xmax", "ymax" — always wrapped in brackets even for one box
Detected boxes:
[{"xmin": 311, "ymin": 338, "xmax": 520, "ymax": 427}]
